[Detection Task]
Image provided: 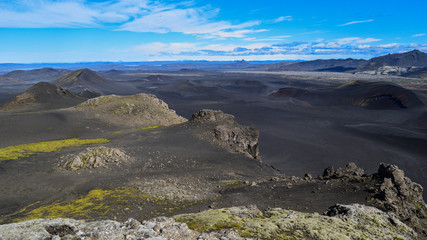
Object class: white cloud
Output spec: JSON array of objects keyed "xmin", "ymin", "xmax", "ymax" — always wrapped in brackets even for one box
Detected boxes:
[
  {"xmin": 336, "ymin": 37, "xmax": 381, "ymax": 45},
  {"xmin": 377, "ymin": 43, "xmax": 400, "ymax": 48},
  {"xmin": 272, "ymin": 16, "xmax": 293, "ymax": 23},
  {"xmin": 412, "ymin": 33, "xmax": 426, "ymax": 37},
  {"xmin": 338, "ymin": 19, "xmax": 374, "ymax": 26},
  {"xmin": 0, "ymin": 0, "xmax": 263, "ymax": 39}
]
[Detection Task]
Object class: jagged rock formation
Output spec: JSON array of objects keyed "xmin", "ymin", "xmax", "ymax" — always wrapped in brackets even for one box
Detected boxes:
[
  {"xmin": 175, "ymin": 204, "xmax": 417, "ymax": 239},
  {"xmin": 190, "ymin": 109, "xmax": 261, "ymax": 161},
  {"xmin": 369, "ymin": 163, "xmax": 427, "ymax": 229},
  {"xmin": 74, "ymin": 93, "xmax": 187, "ymax": 128},
  {"xmin": 0, "ymin": 217, "xmax": 242, "ymax": 240},
  {"xmin": 59, "ymin": 147, "xmax": 131, "ymax": 170},
  {"xmin": 0, "ymin": 82, "xmax": 87, "ymax": 112}
]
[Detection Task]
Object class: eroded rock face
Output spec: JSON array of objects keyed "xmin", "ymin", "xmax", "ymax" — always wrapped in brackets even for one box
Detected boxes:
[
  {"xmin": 190, "ymin": 109, "xmax": 261, "ymax": 161},
  {"xmin": 370, "ymin": 163, "xmax": 427, "ymax": 226},
  {"xmin": 0, "ymin": 217, "xmax": 243, "ymax": 240},
  {"xmin": 59, "ymin": 146, "xmax": 131, "ymax": 170},
  {"xmin": 321, "ymin": 162, "xmax": 364, "ymax": 179}
]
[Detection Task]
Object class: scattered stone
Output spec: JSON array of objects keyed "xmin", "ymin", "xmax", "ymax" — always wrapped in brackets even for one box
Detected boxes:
[
  {"xmin": 304, "ymin": 173, "xmax": 313, "ymax": 180},
  {"xmin": 322, "ymin": 166, "xmax": 335, "ymax": 179},
  {"xmin": 250, "ymin": 181, "xmax": 257, "ymax": 187}
]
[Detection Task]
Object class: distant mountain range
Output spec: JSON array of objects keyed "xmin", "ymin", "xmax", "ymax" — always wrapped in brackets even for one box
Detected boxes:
[{"xmin": 1, "ymin": 50, "xmax": 426, "ymax": 78}]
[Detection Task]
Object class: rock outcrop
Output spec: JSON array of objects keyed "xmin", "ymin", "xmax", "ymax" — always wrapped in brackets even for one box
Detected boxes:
[
  {"xmin": 321, "ymin": 162, "xmax": 364, "ymax": 179},
  {"xmin": 74, "ymin": 93, "xmax": 187, "ymax": 128},
  {"xmin": 0, "ymin": 217, "xmax": 242, "ymax": 240},
  {"xmin": 370, "ymin": 163, "xmax": 427, "ymax": 229},
  {"xmin": 59, "ymin": 146, "xmax": 131, "ymax": 170},
  {"xmin": 190, "ymin": 109, "xmax": 261, "ymax": 161}
]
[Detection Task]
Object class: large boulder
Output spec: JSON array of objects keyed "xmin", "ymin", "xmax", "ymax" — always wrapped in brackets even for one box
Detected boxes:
[{"xmin": 190, "ymin": 109, "xmax": 261, "ymax": 161}]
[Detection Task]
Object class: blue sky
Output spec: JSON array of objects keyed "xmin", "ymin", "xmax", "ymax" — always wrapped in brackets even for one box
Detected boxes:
[{"xmin": 0, "ymin": 0, "xmax": 426, "ymax": 63}]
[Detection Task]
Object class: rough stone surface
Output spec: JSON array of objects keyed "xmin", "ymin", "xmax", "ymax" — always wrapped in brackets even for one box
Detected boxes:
[
  {"xmin": 175, "ymin": 204, "xmax": 417, "ymax": 239},
  {"xmin": 59, "ymin": 146, "xmax": 131, "ymax": 170},
  {"xmin": 322, "ymin": 162, "xmax": 364, "ymax": 179},
  {"xmin": 190, "ymin": 109, "xmax": 261, "ymax": 161},
  {"xmin": 75, "ymin": 93, "xmax": 187, "ymax": 127},
  {"xmin": 0, "ymin": 217, "xmax": 243, "ymax": 240},
  {"xmin": 370, "ymin": 163, "xmax": 427, "ymax": 230}
]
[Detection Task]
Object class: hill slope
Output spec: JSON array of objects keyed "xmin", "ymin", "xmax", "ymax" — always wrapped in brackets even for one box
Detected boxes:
[{"xmin": 0, "ymin": 82, "xmax": 87, "ymax": 112}]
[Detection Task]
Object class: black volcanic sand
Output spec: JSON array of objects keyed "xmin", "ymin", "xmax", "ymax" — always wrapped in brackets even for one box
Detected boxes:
[
  {"xmin": 0, "ymin": 70, "xmax": 426, "ymax": 224},
  {"xmin": 107, "ymin": 71, "xmax": 427, "ymax": 197}
]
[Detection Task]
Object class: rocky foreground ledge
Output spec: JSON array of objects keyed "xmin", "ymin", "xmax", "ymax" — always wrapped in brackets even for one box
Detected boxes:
[
  {"xmin": 0, "ymin": 204, "xmax": 418, "ymax": 240},
  {"xmin": 1, "ymin": 163, "xmax": 426, "ymax": 240}
]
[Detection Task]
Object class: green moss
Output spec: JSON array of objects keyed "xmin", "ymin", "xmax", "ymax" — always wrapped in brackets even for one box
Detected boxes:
[
  {"xmin": 113, "ymin": 125, "xmax": 159, "ymax": 134},
  {"xmin": 0, "ymin": 138, "xmax": 110, "ymax": 161}
]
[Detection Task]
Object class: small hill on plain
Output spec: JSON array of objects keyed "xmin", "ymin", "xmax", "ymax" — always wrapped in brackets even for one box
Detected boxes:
[
  {"xmin": 55, "ymin": 68, "xmax": 135, "ymax": 94},
  {"xmin": 0, "ymin": 82, "xmax": 87, "ymax": 112}
]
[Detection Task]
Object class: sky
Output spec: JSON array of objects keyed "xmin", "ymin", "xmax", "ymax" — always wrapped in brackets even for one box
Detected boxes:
[{"xmin": 0, "ymin": 0, "xmax": 426, "ymax": 63}]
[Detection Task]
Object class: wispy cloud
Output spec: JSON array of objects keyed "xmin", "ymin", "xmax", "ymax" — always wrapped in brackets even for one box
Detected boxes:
[
  {"xmin": 271, "ymin": 16, "xmax": 293, "ymax": 23},
  {"xmin": 412, "ymin": 33, "xmax": 426, "ymax": 37},
  {"xmin": 124, "ymin": 37, "xmax": 417, "ymax": 60},
  {"xmin": 338, "ymin": 19, "xmax": 374, "ymax": 26},
  {"xmin": 0, "ymin": 0, "xmax": 263, "ymax": 39}
]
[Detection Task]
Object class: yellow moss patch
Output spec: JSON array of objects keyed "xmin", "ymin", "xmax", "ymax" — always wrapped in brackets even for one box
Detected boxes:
[
  {"xmin": 12, "ymin": 188, "xmax": 153, "ymax": 222},
  {"xmin": 113, "ymin": 125, "xmax": 159, "ymax": 134},
  {"xmin": 0, "ymin": 138, "xmax": 110, "ymax": 161}
]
